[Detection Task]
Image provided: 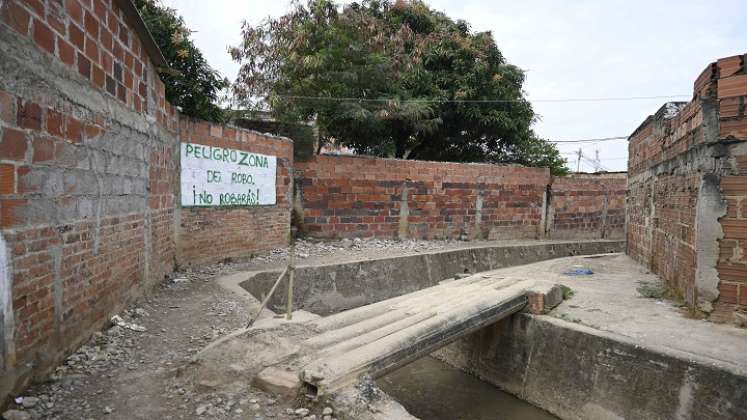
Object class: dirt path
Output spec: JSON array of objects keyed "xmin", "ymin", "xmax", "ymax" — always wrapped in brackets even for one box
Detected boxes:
[
  {"xmin": 8, "ymin": 237, "xmax": 474, "ymax": 420},
  {"xmin": 5, "ymin": 238, "xmax": 625, "ymax": 420},
  {"xmin": 7, "ymin": 264, "xmax": 327, "ymax": 420}
]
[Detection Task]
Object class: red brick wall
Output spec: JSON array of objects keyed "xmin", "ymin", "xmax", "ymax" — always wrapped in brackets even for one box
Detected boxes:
[
  {"xmin": 296, "ymin": 155, "xmax": 625, "ymax": 241},
  {"xmin": 0, "ymin": 0, "xmax": 180, "ymax": 399},
  {"xmin": 715, "ymin": 55, "xmax": 747, "ymax": 316},
  {"xmin": 627, "ymin": 53, "xmax": 747, "ymax": 318},
  {"xmin": 297, "ymin": 155, "xmax": 551, "ymax": 240},
  {"xmin": 548, "ymin": 173, "xmax": 626, "ymax": 239},
  {"xmin": 0, "ymin": 0, "xmax": 291, "ymax": 402},
  {"xmin": 0, "ymin": 0, "xmax": 176, "ymax": 128},
  {"xmin": 176, "ymin": 118, "xmax": 292, "ymax": 266},
  {"xmin": 626, "ymin": 66, "xmax": 712, "ymax": 306}
]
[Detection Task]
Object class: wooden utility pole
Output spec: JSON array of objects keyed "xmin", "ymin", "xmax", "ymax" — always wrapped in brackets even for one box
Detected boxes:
[{"xmin": 286, "ymin": 227, "xmax": 296, "ymax": 320}]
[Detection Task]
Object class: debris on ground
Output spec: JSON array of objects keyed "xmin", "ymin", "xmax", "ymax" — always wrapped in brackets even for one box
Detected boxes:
[
  {"xmin": 110, "ymin": 315, "xmax": 147, "ymax": 332},
  {"xmin": 736, "ymin": 312, "xmax": 747, "ymax": 328},
  {"xmin": 563, "ymin": 266, "xmax": 594, "ymax": 276},
  {"xmin": 250, "ymin": 237, "xmax": 472, "ymax": 264},
  {"xmin": 6, "ymin": 238, "xmax": 548, "ymax": 420},
  {"xmin": 2, "ymin": 409, "xmax": 31, "ymax": 420}
]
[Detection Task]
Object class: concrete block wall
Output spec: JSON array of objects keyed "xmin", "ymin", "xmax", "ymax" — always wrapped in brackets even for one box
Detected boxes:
[
  {"xmin": 176, "ymin": 117, "xmax": 293, "ymax": 266},
  {"xmin": 0, "ymin": 0, "xmax": 179, "ymax": 400},
  {"xmin": 0, "ymin": 0, "xmax": 292, "ymax": 403},
  {"xmin": 627, "ymin": 53, "xmax": 747, "ymax": 321},
  {"xmin": 296, "ymin": 155, "xmax": 627, "ymax": 241}
]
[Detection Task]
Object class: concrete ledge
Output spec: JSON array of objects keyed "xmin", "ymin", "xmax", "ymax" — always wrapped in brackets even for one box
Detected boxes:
[
  {"xmin": 525, "ymin": 283, "xmax": 564, "ymax": 314},
  {"xmin": 254, "ymin": 367, "xmax": 302, "ymax": 399},
  {"xmin": 240, "ymin": 240, "xmax": 623, "ymax": 315},
  {"xmin": 433, "ymin": 314, "xmax": 747, "ymax": 420}
]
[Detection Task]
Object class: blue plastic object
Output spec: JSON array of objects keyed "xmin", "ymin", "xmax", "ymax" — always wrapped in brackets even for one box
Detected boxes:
[{"xmin": 563, "ymin": 267, "xmax": 594, "ymax": 276}]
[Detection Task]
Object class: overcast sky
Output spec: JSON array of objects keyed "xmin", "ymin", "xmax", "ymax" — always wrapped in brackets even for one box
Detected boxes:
[{"xmin": 162, "ymin": 0, "xmax": 747, "ymax": 172}]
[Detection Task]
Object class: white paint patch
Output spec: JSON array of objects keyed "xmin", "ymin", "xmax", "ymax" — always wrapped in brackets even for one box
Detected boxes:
[
  {"xmin": 180, "ymin": 142, "xmax": 277, "ymax": 207},
  {"xmin": 0, "ymin": 233, "xmax": 14, "ymax": 369}
]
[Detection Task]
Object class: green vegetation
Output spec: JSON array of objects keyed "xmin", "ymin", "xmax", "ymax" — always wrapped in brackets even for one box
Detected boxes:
[
  {"xmin": 561, "ymin": 285, "xmax": 575, "ymax": 300},
  {"xmin": 559, "ymin": 313, "xmax": 581, "ymax": 323},
  {"xmin": 636, "ymin": 281, "xmax": 671, "ymax": 300},
  {"xmin": 135, "ymin": 0, "xmax": 228, "ymax": 122},
  {"xmin": 231, "ymin": 0, "xmax": 567, "ymax": 174}
]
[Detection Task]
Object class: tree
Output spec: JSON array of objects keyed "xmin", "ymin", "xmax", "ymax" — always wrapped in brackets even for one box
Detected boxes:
[
  {"xmin": 134, "ymin": 0, "xmax": 228, "ymax": 122},
  {"xmin": 231, "ymin": 0, "xmax": 567, "ymax": 175}
]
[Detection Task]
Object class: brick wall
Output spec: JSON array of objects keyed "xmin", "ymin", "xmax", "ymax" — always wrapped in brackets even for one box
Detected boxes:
[
  {"xmin": 714, "ymin": 55, "xmax": 747, "ymax": 318},
  {"xmin": 0, "ymin": 0, "xmax": 179, "ymax": 399},
  {"xmin": 296, "ymin": 155, "xmax": 626, "ymax": 241},
  {"xmin": 0, "ymin": 0, "xmax": 291, "ymax": 403},
  {"xmin": 176, "ymin": 117, "xmax": 292, "ymax": 266},
  {"xmin": 627, "ymin": 53, "xmax": 747, "ymax": 320},
  {"xmin": 548, "ymin": 173, "xmax": 626, "ymax": 239},
  {"xmin": 297, "ymin": 155, "xmax": 550, "ymax": 240},
  {"xmin": 0, "ymin": 0, "xmax": 633, "ymax": 403}
]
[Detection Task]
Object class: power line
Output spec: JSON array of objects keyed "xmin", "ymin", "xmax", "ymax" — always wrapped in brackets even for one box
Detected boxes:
[
  {"xmin": 562, "ymin": 154, "xmax": 629, "ymax": 161},
  {"xmin": 549, "ymin": 136, "xmax": 628, "ymax": 143},
  {"xmin": 272, "ymin": 94, "xmax": 690, "ymax": 104}
]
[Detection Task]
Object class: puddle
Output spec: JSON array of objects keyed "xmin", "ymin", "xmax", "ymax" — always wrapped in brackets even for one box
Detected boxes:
[{"xmin": 378, "ymin": 356, "xmax": 558, "ymax": 420}]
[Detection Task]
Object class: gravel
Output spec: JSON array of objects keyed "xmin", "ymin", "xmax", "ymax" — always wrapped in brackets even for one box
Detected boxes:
[{"xmin": 4, "ymin": 237, "xmax": 479, "ymax": 420}]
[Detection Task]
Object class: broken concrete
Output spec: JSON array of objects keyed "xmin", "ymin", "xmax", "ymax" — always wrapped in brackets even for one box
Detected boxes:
[
  {"xmin": 694, "ymin": 174, "xmax": 726, "ymax": 311},
  {"xmin": 253, "ymin": 367, "xmax": 301, "ymax": 398}
]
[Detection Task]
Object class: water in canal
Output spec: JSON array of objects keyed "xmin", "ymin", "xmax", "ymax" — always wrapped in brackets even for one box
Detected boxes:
[{"xmin": 378, "ymin": 356, "xmax": 558, "ymax": 420}]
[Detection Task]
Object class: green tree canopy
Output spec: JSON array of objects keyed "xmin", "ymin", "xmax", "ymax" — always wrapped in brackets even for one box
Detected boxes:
[
  {"xmin": 135, "ymin": 0, "xmax": 228, "ymax": 122},
  {"xmin": 231, "ymin": 0, "xmax": 567, "ymax": 175}
]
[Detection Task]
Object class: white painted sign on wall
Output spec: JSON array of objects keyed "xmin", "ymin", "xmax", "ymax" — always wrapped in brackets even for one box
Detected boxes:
[{"xmin": 180, "ymin": 142, "xmax": 277, "ymax": 207}]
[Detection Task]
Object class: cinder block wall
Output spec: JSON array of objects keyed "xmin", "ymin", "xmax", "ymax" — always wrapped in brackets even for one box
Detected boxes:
[
  {"xmin": 0, "ymin": 0, "xmax": 291, "ymax": 402},
  {"xmin": 627, "ymin": 53, "xmax": 747, "ymax": 321},
  {"xmin": 296, "ymin": 155, "xmax": 627, "ymax": 240}
]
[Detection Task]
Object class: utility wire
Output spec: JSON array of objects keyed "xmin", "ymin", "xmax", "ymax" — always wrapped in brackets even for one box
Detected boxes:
[
  {"xmin": 273, "ymin": 94, "xmax": 691, "ymax": 104},
  {"xmin": 549, "ymin": 136, "xmax": 628, "ymax": 144},
  {"xmin": 562, "ymin": 154, "xmax": 629, "ymax": 161}
]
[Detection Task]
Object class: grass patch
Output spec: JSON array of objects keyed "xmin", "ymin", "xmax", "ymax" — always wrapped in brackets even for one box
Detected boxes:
[
  {"xmin": 559, "ymin": 313, "xmax": 582, "ymax": 323},
  {"xmin": 636, "ymin": 281, "xmax": 670, "ymax": 300},
  {"xmin": 560, "ymin": 285, "xmax": 575, "ymax": 300}
]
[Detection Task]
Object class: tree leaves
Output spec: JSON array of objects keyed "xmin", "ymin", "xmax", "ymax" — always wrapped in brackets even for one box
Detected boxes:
[
  {"xmin": 231, "ymin": 0, "xmax": 567, "ymax": 174},
  {"xmin": 134, "ymin": 0, "xmax": 228, "ymax": 122}
]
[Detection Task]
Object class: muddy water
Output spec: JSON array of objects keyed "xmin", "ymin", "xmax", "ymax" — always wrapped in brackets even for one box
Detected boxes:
[{"xmin": 378, "ymin": 356, "xmax": 558, "ymax": 420}]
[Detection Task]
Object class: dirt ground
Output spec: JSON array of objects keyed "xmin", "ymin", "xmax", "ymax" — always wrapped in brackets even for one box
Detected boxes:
[
  {"xmin": 8, "ymin": 241, "xmax": 744, "ymax": 420},
  {"xmin": 6, "ymin": 237, "xmax": 499, "ymax": 420},
  {"xmin": 217, "ymin": 237, "xmax": 572, "ymax": 272},
  {"xmin": 6, "ymin": 267, "xmax": 287, "ymax": 420}
]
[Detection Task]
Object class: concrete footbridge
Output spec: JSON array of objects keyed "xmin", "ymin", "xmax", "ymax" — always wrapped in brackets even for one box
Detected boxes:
[{"xmin": 260, "ymin": 273, "xmax": 563, "ymax": 396}]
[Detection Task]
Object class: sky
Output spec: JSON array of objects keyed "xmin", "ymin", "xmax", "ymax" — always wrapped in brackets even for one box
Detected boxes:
[{"xmin": 162, "ymin": 0, "xmax": 747, "ymax": 172}]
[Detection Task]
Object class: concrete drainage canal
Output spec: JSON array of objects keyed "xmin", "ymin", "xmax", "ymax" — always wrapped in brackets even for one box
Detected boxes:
[
  {"xmin": 377, "ymin": 356, "xmax": 558, "ymax": 420},
  {"xmin": 230, "ymin": 240, "xmax": 621, "ymax": 419}
]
